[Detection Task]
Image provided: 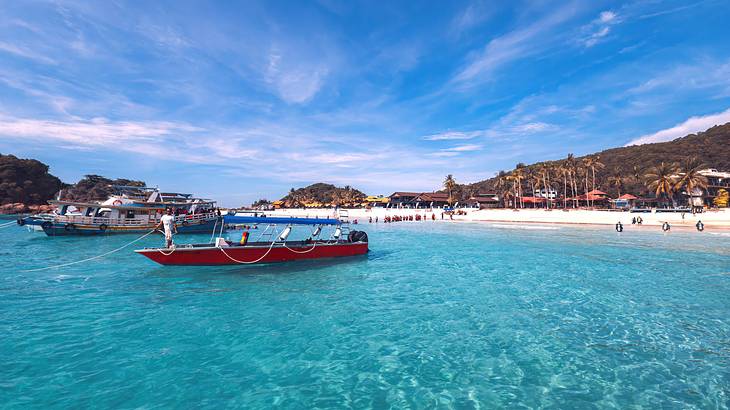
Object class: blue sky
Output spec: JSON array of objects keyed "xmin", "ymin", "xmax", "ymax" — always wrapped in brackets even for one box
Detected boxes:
[{"xmin": 1, "ymin": 0, "xmax": 729, "ymax": 206}]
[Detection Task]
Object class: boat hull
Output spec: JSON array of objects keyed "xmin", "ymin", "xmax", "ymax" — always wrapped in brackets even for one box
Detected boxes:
[
  {"xmin": 37, "ymin": 218, "xmax": 220, "ymax": 236},
  {"xmin": 135, "ymin": 241, "xmax": 369, "ymax": 266}
]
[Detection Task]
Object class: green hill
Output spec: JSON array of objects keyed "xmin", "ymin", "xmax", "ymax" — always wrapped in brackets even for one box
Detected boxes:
[
  {"xmin": 458, "ymin": 122, "xmax": 730, "ymax": 200},
  {"xmin": 0, "ymin": 154, "xmax": 64, "ymax": 205},
  {"xmin": 280, "ymin": 183, "xmax": 366, "ymax": 207}
]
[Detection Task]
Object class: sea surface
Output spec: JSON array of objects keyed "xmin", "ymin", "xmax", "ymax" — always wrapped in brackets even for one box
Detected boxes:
[{"xmin": 1, "ymin": 217, "xmax": 730, "ymax": 409}]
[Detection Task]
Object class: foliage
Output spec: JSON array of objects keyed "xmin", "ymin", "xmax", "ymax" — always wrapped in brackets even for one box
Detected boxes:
[
  {"xmin": 280, "ymin": 183, "xmax": 366, "ymax": 207},
  {"xmin": 0, "ymin": 154, "xmax": 64, "ymax": 205},
  {"xmin": 251, "ymin": 198, "xmax": 272, "ymax": 208},
  {"xmin": 714, "ymin": 189, "xmax": 729, "ymax": 207},
  {"xmin": 61, "ymin": 175, "xmax": 146, "ymax": 202},
  {"xmin": 457, "ymin": 122, "xmax": 730, "ymax": 200}
]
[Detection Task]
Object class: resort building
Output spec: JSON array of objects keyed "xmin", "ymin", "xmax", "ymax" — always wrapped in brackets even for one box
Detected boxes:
[
  {"xmin": 533, "ymin": 188, "xmax": 558, "ymax": 199},
  {"xmin": 699, "ymin": 168, "xmax": 730, "ymax": 207},
  {"xmin": 388, "ymin": 191, "xmax": 450, "ymax": 208},
  {"xmin": 467, "ymin": 192, "xmax": 500, "ymax": 208}
]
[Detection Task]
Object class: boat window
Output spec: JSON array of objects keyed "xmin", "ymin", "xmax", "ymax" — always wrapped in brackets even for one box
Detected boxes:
[
  {"xmin": 60, "ymin": 205, "xmax": 68, "ymax": 215},
  {"xmin": 126, "ymin": 210, "xmax": 135, "ymax": 218},
  {"xmin": 85, "ymin": 207, "xmax": 95, "ymax": 217}
]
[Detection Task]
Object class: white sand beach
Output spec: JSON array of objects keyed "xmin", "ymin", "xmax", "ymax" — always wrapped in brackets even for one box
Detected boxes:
[{"xmin": 261, "ymin": 207, "xmax": 730, "ymax": 230}]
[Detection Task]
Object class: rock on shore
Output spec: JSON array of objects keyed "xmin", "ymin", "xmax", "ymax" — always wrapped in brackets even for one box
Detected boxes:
[{"xmin": 0, "ymin": 203, "xmax": 54, "ymax": 215}]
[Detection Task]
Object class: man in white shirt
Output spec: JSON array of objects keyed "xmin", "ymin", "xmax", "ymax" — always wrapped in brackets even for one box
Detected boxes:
[{"xmin": 157, "ymin": 208, "xmax": 177, "ymax": 248}]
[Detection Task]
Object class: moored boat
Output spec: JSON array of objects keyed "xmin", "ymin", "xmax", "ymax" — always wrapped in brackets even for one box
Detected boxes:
[
  {"xmin": 19, "ymin": 186, "xmax": 222, "ymax": 236},
  {"xmin": 135, "ymin": 215, "xmax": 368, "ymax": 266}
]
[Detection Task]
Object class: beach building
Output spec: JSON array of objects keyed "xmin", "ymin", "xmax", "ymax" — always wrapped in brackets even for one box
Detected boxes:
[
  {"xmin": 388, "ymin": 192, "xmax": 421, "ymax": 207},
  {"xmin": 699, "ymin": 169, "xmax": 730, "ymax": 207},
  {"xmin": 413, "ymin": 192, "xmax": 450, "ymax": 208},
  {"xmin": 533, "ymin": 188, "xmax": 558, "ymax": 199},
  {"xmin": 467, "ymin": 192, "xmax": 500, "ymax": 209},
  {"xmin": 388, "ymin": 191, "xmax": 450, "ymax": 208}
]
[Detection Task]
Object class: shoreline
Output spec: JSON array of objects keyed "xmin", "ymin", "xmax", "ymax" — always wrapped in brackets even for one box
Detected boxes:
[{"xmin": 260, "ymin": 207, "xmax": 730, "ymax": 231}]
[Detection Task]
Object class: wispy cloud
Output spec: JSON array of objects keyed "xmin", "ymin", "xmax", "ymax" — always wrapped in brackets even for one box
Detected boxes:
[
  {"xmin": 626, "ymin": 108, "xmax": 730, "ymax": 146},
  {"xmin": 453, "ymin": 3, "xmax": 580, "ymax": 85},
  {"xmin": 0, "ymin": 41, "xmax": 56, "ymax": 65},
  {"xmin": 451, "ymin": 1, "xmax": 492, "ymax": 36},
  {"xmin": 422, "ymin": 131, "xmax": 482, "ymax": 141},
  {"xmin": 443, "ymin": 144, "xmax": 482, "ymax": 152},
  {"xmin": 265, "ymin": 46, "xmax": 329, "ymax": 104},
  {"xmin": 581, "ymin": 10, "xmax": 619, "ymax": 47}
]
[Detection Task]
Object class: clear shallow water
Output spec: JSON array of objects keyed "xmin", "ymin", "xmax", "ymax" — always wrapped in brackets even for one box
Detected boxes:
[{"xmin": 1, "ymin": 218, "xmax": 730, "ymax": 409}]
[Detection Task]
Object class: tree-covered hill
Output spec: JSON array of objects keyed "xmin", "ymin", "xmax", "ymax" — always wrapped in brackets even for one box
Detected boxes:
[
  {"xmin": 60, "ymin": 175, "xmax": 146, "ymax": 202},
  {"xmin": 0, "ymin": 154, "xmax": 64, "ymax": 205},
  {"xmin": 280, "ymin": 183, "xmax": 366, "ymax": 207},
  {"xmin": 457, "ymin": 122, "xmax": 730, "ymax": 200}
]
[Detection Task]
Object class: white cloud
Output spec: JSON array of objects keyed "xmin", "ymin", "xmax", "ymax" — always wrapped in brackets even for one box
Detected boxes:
[
  {"xmin": 265, "ymin": 46, "xmax": 329, "ymax": 104},
  {"xmin": 0, "ymin": 41, "xmax": 56, "ymax": 65},
  {"xmin": 453, "ymin": 3, "xmax": 579, "ymax": 84},
  {"xmin": 511, "ymin": 122, "xmax": 556, "ymax": 133},
  {"xmin": 581, "ymin": 10, "xmax": 619, "ymax": 48},
  {"xmin": 422, "ymin": 130, "xmax": 482, "ymax": 140},
  {"xmin": 443, "ymin": 144, "xmax": 483, "ymax": 152},
  {"xmin": 625, "ymin": 108, "xmax": 730, "ymax": 146},
  {"xmin": 599, "ymin": 11, "xmax": 616, "ymax": 23}
]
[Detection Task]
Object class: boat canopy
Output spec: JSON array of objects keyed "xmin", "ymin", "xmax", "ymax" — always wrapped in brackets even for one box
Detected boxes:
[{"xmin": 223, "ymin": 215, "xmax": 340, "ymax": 225}]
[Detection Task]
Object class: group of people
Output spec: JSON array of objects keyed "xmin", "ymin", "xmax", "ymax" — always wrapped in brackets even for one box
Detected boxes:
[{"xmin": 368, "ymin": 213, "xmax": 438, "ymax": 223}]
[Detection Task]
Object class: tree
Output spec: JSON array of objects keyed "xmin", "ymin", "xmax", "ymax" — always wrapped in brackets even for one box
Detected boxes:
[
  {"xmin": 608, "ymin": 168, "xmax": 624, "ymax": 197},
  {"xmin": 714, "ymin": 189, "xmax": 729, "ymax": 207},
  {"xmin": 645, "ymin": 162, "xmax": 679, "ymax": 205},
  {"xmin": 444, "ymin": 174, "xmax": 457, "ymax": 206},
  {"xmin": 674, "ymin": 156, "xmax": 708, "ymax": 211}
]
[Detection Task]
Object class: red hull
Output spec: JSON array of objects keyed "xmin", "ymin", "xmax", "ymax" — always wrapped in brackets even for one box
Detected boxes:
[{"xmin": 135, "ymin": 241, "xmax": 368, "ymax": 266}]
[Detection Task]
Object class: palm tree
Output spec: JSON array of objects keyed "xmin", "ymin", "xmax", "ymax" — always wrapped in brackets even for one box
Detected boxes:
[
  {"xmin": 513, "ymin": 165, "xmax": 526, "ymax": 208},
  {"xmin": 645, "ymin": 162, "xmax": 679, "ymax": 206},
  {"xmin": 608, "ymin": 175, "xmax": 623, "ymax": 198},
  {"xmin": 674, "ymin": 157, "xmax": 708, "ymax": 212},
  {"xmin": 444, "ymin": 174, "xmax": 457, "ymax": 206},
  {"xmin": 559, "ymin": 162, "xmax": 570, "ymax": 208},
  {"xmin": 583, "ymin": 156, "xmax": 604, "ymax": 207},
  {"xmin": 608, "ymin": 168, "xmax": 624, "ymax": 197},
  {"xmin": 495, "ymin": 171, "xmax": 510, "ymax": 208},
  {"xmin": 565, "ymin": 154, "xmax": 576, "ymax": 206}
]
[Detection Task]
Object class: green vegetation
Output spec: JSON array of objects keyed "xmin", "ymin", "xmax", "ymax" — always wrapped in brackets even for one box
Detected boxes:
[
  {"xmin": 280, "ymin": 183, "xmax": 366, "ymax": 207},
  {"xmin": 60, "ymin": 175, "xmax": 146, "ymax": 202},
  {"xmin": 0, "ymin": 154, "xmax": 63, "ymax": 205},
  {"xmin": 458, "ymin": 122, "xmax": 730, "ymax": 202}
]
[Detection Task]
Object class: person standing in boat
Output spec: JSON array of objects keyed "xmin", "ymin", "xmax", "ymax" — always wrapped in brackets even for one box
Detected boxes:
[{"xmin": 157, "ymin": 208, "xmax": 177, "ymax": 248}]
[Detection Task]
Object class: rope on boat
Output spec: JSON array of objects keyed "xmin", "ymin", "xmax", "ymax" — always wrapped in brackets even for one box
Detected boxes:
[
  {"xmin": 283, "ymin": 241, "xmax": 317, "ymax": 254},
  {"xmin": 218, "ymin": 239, "xmax": 278, "ymax": 264},
  {"xmin": 22, "ymin": 229, "xmax": 158, "ymax": 272}
]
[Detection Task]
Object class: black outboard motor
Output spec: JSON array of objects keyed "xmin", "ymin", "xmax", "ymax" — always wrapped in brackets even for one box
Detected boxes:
[{"xmin": 348, "ymin": 230, "xmax": 369, "ymax": 243}]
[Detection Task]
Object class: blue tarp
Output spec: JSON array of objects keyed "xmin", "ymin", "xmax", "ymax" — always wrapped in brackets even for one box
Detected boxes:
[{"xmin": 223, "ymin": 215, "xmax": 340, "ymax": 225}]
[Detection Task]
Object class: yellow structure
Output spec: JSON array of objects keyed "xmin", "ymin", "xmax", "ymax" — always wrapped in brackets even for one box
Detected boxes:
[
  {"xmin": 365, "ymin": 195, "xmax": 390, "ymax": 204},
  {"xmin": 714, "ymin": 189, "xmax": 729, "ymax": 207}
]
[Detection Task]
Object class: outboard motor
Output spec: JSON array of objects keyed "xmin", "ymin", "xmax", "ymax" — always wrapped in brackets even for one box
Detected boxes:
[{"xmin": 348, "ymin": 230, "xmax": 369, "ymax": 243}]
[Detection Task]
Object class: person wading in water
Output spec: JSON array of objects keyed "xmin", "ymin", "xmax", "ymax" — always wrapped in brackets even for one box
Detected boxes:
[{"xmin": 157, "ymin": 208, "xmax": 178, "ymax": 248}]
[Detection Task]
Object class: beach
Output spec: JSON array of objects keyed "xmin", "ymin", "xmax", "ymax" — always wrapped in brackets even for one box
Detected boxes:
[{"xmin": 260, "ymin": 207, "xmax": 730, "ymax": 230}]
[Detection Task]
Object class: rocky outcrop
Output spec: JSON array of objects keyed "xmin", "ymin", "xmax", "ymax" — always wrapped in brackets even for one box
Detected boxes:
[{"xmin": 0, "ymin": 203, "xmax": 55, "ymax": 215}]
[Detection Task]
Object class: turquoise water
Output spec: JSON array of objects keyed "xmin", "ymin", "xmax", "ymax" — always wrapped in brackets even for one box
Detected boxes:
[{"xmin": 2, "ymin": 217, "xmax": 730, "ymax": 409}]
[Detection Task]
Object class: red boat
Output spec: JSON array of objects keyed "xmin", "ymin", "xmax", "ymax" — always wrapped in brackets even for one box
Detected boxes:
[{"xmin": 135, "ymin": 215, "xmax": 369, "ymax": 266}]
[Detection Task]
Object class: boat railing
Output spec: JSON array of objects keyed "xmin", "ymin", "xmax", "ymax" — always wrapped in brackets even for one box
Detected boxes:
[{"xmin": 54, "ymin": 212, "xmax": 218, "ymax": 226}]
